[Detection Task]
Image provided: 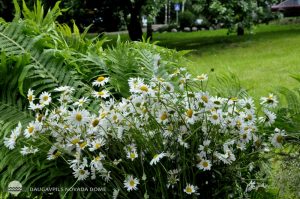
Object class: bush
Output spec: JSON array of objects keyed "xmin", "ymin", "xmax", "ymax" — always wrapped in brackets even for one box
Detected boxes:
[
  {"xmin": 156, "ymin": 24, "xmax": 179, "ymax": 33},
  {"xmin": 179, "ymin": 11, "xmax": 196, "ymax": 30}
]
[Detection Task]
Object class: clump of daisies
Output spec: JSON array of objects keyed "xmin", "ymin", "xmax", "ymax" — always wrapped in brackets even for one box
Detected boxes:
[{"xmin": 4, "ymin": 67, "xmax": 284, "ymax": 198}]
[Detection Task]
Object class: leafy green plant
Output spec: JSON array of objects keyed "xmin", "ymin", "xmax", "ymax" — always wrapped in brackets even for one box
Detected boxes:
[
  {"xmin": 270, "ymin": 74, "xmax": 300, "ymax": 198},
  {"xmin": 0, "ymin": 1, "xmax": 188, "ymax": 197},
  {"xmin": 179, "ymin": 11, "xmax": 196, "ymax": 29}
]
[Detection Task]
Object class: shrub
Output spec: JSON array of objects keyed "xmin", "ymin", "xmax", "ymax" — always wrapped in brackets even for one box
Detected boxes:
[
  {"xmin": 156, "ymin": 24, "xmax": 179, "ymax": 33},
  {"xmin": 179, "ymin": 11, "xmax": 196, "ymax": 30}
]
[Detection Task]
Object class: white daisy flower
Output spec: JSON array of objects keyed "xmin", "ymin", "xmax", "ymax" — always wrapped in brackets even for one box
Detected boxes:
[
  {"xmin": 185, "ymin": 108, "xmax": 197, "ymax": 124},
  {"xmin": 123, "ymin": 175, "xmax": 139, "ymax": 192},
  {"xmin": 90, "ymin": 155, "xmax": 104, "ymax": 170},
  {"xmin": 27, "ymin": 88, "xmax": 35, "ymax": 102},
  {"xmin": 24, "ymin": 121, "xmax": 41, "ymax": 138},
  {"xmin": 4, "ymin": 122, "xmax": 22, "ymax": 150},
  {"xmin": 162, "ymin": 82, "xmax": 174, "ymax": 92},
  {"xmin": 211, "ymin": 96, "xmax": 224, "ymax": 108},
  {"xmin": 236, "ymin": 141, "xmax": 246, "ymax": 151},
  {"xmin": 54, "ymin": 86, "xmax": 75, "ymax": 94},
  {"xmin": 100, "ymin": 169, "xmax": 112, "ymax": 182},
  {"xmin": 73, "ymin": 97, "xmax": 89, "ymax": 107},
  {"xmin": 4, "ymin": 136, "xmax": 17, "ymax": 150},
  {"xmin": 157, "ymin": 111, "xmax": 169, "ymax": 124},
  {"xmin": 47, "ymin": 146, "xmax": 61, "ymax": 160},
  {"xmin": 58, "ymin": 94, "xmax": 72, "ymax": 104},
  {"xmin": 239, "ymin": 98, "xmax": 256, "ymax": 112},
  {"xmin": 68, "ymin": 109, "xmax": 90, "ymax": 127},
  {"xmin": 150, "ymin": 152, "xmax": 166, "ymax": 165},
  {"xmin": 28, "ymin": 102, "xmax": 44, "ymax": 111},
  {"xmin": 68, "ymin": 136, "xmax": 82, "ymax": 146},
  {"xmin": 124, "ymin": 143, "xmax": 137, "ymax": 152},
  {"xmin": 196, "ymin": 91, "xmax": 212, "ymax": 108},
  {"xmin": 138, "ymin": 84, "xmax": 153, "ymax": 95},
  {"xmin": 92, "ymin": 90, "xmax": 110, "ymax": 99},
  {"xmin": 194, "ymin": 73, "xmax": 208, "ymax": 82},
  {"xmin": 20, "ymin": 146, "xmax": 39, "ymax": 156},
  {"xmin": 92, "ymin": 76, "xmax": 110, "ymax": 87},
  {"xmin": 129, "ymin": 77, "xmax": 144, "ymax": 93},
  {"xmin": 260, "ymin": 93, "xmax": 278, "ymax": 108},
  {"xmin": 197, "ymin": 159, "xmax": 212, "ymax": 171},
  {"xmin": 126, "ymin": 150, "xmax": 138, "ymax": 161},
  {"xmin": 183, "ymin": 184, "xmax": 198, "ymax": 195},
  {"xmin": 73, "ymin": 166, "xmax": 90, "ymax": 181},
  {"xmin": 39, "ymin": 91, "xmax": 52, "ymax": 105},
  {"xmin": 240, "ymin": 131, "xmax": 252, "ymax": 143},
  {"xmin": 89, "ymin": 138, "xmax": 106, "ymax": 151},
  {"xmin": 209, "ymin": 109, "xmax": 222, "ymax": 125},
  {"xmin": 271, "ymin": 128, "xmax": 286, "ymax": 148},
  {"xmin": 259, "ymin": 109, "xmax": 276, "ymax": 126}
]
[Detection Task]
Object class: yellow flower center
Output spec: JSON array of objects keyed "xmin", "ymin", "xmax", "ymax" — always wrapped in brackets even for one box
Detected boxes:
[
  {"xmin": 242, "ymin": 134, "xmax": 247, "ymax": 139},
  {"xmin": 79, "ymin": 170, "xmax": 85, "ymax": 175},
  {"xmin": 140, "ymin": 85, "xmax": 148, "ymax": 92},
  {"xmin": 186, "ymin": 109, "xmax": 193, "ymax": 118},
  {"xmin": 247, "ymin": 114, "xmax": 252, "ymax": 120},
  {"xmin": 186, "ymin": 187, "xmax": 192, "ymax": 193},
  {"xmin": 28, "ymin": 126, "xmax": 34, "ymax": 134},
  {"xmin": 130, "ymin": 153, "xmax": 136, "ymax": 159},
  {"xmin": 129, "ymin": 180, "xmax": 135, "ymax": 187},
  {"xmin": 43, "ymin": 96, "xmax": 49, "ymax": 101},
  {"xmin": 92, "ymin": 119, "xmax": 99, "ymax": 127},
  {"xmin": 37, "ymin": 114, "xmax": 43, "ymax": 122},
  {"xmin": 202, "ymin": 161, "xmax": 209, "ymax": 167},
  {"xmin": 276, "ymin": 135, "xmax": 283, "ymax": 143},
  {"xmin": 97, "ymin": 76, "xmax": 105, "ymax": 82},
  {"xmin": 94, "ymin": 156, "xmax": 100, "ymax": 161},
  {"xmin": 55, "ymin": 151, "xmax": 61, "ymax": 157},
  {"xmin": 197, "ymin": 75, "xmax": 205, "ymax": 80},
  {"xmin": 201, "ymin": 96, "xmax": 208, "ymax": 103},
  {"xmin": 28, "ymin": 95, "xmax": 33, "ymax": 101},
  {"xmin": 80, "ymin": 141, "xmax": 87, "ymax": 149},
  {"xmin": 101, "ymin": 112, "xmax": 107, "ymax": 119},
  {"xmin": 160, "ymin": 112, "xmax": 167, "ymax": 121},
  {"xmin": 71, "ymin": 138, "xmax": 80, "ymax": 145},
  {"xmin": 75, "ymin": 113, "xmax": 82, "ymax": 121},
  {"xmin": 98, "ymin": 91, "xmax": 104, "ymax": 96},
  {"xmin": 95, "ymin": 143, "xmax": 101, "ymax": 149},
  {"xmin": 113, "ymin": 115, "xmax": 118, "ymax": 121},
  {"xmin": 212, "ymin": 114, "xmax": 218, "ymax": 120}
]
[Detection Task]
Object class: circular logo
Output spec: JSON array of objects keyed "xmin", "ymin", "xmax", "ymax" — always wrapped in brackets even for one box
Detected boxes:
[{"xmin": 8, "ymin": 180, "xmax": 22, "ymax": 196}]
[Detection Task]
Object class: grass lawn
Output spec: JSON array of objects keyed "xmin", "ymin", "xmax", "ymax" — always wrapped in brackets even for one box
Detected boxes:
[{"xmin": 104, "ymin": 23, "xmax": 300, "ymax": 98}]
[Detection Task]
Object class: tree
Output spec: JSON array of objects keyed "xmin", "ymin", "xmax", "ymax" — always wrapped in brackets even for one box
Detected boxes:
[
  {"xmin": 182, "ymin": 0, "xmax": 280, "ymax": 35},
  {"xmin": 118, "ymin": 0, "xmax": 166, "ymax": 41}
]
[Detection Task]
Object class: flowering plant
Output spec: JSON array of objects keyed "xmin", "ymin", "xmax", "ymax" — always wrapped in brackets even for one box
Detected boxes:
[{"xmin": 4, "ymin": 67, "xmax": 284, "ymax": 198}]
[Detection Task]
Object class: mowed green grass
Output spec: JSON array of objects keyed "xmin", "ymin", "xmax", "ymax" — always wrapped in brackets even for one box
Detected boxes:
[
  {"xmin": 153, "ymin": 24, "xmax": 300, "ymax": 97},
  {"xmin": 104, "ymin": 23, "xmax": 300, "ymax": 98}
]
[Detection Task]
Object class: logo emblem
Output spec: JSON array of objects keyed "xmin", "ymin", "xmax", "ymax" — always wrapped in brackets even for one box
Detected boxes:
[{"xmin": 8, "ymin": 180, "xmax": 22, "ymax": 196}]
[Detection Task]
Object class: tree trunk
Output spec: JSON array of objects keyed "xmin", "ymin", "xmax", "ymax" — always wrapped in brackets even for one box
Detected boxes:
[
  {"xmin": 127, "ymin": 7, "xmax": 143, "ymax": 41},
  {"xmin": 146, "ymin": 21, "xmax": 153, "ymax": 41},
  {"xmin": 237, "ymin": 26, "xmax": 244, "ymax": 36}
]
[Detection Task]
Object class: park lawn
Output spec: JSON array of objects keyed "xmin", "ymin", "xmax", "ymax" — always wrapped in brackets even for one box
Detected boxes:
[
  {"xmin": 104, "ymin": 23, "xmax": 300, "ymax": 98},
  {"xmin": 153, "ymin": 24, "xmax": 300, "ymax": 98}
]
